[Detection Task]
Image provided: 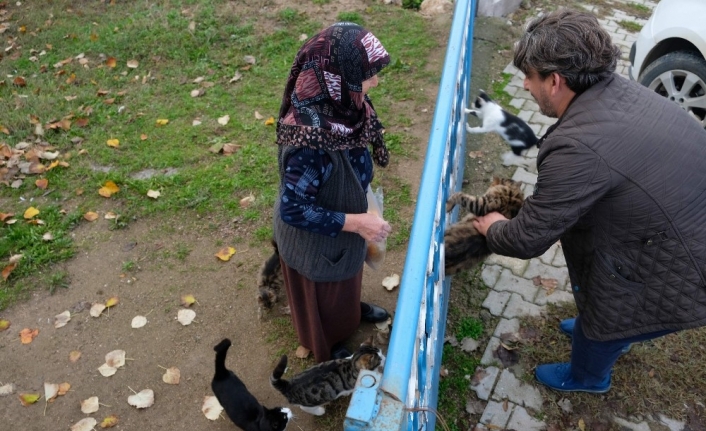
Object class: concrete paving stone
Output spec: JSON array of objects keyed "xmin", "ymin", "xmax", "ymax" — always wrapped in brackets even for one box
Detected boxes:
[
  {"xmin": 492, "ymin": 369, "xmax": 543, "ymax": 411},
  {"xmin": 579, "ymin": 4, "xmax": 596, "ymax": 12},
  {"xmin": 524, "ymin": 258, "xmax": 570, "ymax": 287},
  {"xmin": 525, "ymin": 146, "xmax": 539, "ymax": 158},
  {"xmin": 539, "ymin": 243, "xmax": 559, "ymax": 265},
  {"xmin": 502, "ymin": 293, "xmax": 544, "ymax": 319},
  {"xmin": 470, "ymin": 366, "xmax": 501, "ymax": 401},
  {"xmin": 538, "ymin": 124, "xmax": 550, "ymax": 136},
  {"xmin": 485, "ymin": 253, "xmax": 529, "ymax": 276},
  {"xmin": 507, "ymin": 405, "xmax": 547, "ymax": 431},
  {"xmin": 503, "ymin": 83, "xmax": 520, "ymax": 96},
  {"xmin": 509, "ymin": 74, "xmax": 525, "ymax": 88},
  {"xmin": 479, "ymin": 399, "xmax": 513, "ymax": 429},
  {"xmin": 482, "ymin": 289, "xmax": 511, "ymax": 316},
  {"xmin": 613, "ymin": 416, "xmax": 652, "ymax": 431},
  {"xmin": 518, "ymin": 109, "xmax": 533, "ymax": 122},
  {"xmin": 611, "ymin": 31, "xmax": 627, "ymax": 41},
  {"xmin": 480, "ymin": 336, "xmax": 502, "ymax": 366},
  {"xmin": 503, "ymin": 63, "xmax": 520, "ymax": 75},
  {"xmin": 509, "ymin": 98, "xmax": 525, "ymax": 110},
  {"xmin": 530, "ymin": 111, "xmax": 556, "ymax": 125},
  {"xmin": 521, "ymin": 182, "xmax": 534, "ymax": 197},
  {"xmin": 511, "ymin": 167, "xmax": 538, "ymax": 186},
  {"xmin": 528, "ymin": 123, "xmax": 542, "ymax": 136},
  {"xmin": 493, "ymin": 317, "xmax": 520, "ymax": 338},
  {"xmin": 524, "ymin": 99, "xmax": 539, "ymax": 112},
  {"xmin": 481, "ymin": 264, "xmax": 502, "ymax": 288},
  {"xmin": 471, "ymin": 424, "xmax": 489, "ymax": 431},
  {"xmin": 514, "ymin": 88, "xmax": 533, "ymax": 100},
  {"xmin": 534, "ymin": 287, "xmax": 574, "ymax": 306},
  {"xmin": 625, "ymin": 33, "xmax": 638, "ymax": 43}
]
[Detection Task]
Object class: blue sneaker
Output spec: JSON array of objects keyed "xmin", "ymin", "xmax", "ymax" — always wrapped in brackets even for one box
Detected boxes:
[
  {"xmin": 559, "ymin": 318, "xmax": 632, "ymax": 354},
  {"xmin": 535, "ymin": 363, "xmax": 611, "ymax": 393}
]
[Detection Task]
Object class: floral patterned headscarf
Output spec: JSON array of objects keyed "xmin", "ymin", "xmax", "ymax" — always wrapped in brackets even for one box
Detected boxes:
[{"xmin": 276, "ymin": 22, "xmax": 391, "ymax": 167}]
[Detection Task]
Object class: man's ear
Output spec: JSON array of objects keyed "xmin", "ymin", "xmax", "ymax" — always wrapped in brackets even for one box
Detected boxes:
[{"xmin": 548, "ymin": 72, "xmax": 566, "ymax": 96}]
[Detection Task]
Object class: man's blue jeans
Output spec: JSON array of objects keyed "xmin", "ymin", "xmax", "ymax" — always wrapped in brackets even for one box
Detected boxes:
[{"xmin": 571, "ymin": 315, "xmax": 676, "ymax": 385}]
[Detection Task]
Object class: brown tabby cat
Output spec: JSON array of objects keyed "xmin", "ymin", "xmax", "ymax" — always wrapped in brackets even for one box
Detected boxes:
[
  {"xmin": 257, "ymin": 239, "xmax": 284, "ymax": 315},
  {"xmin": 270, "ymin": 337, "xmax": 385, "ymax": 416},
  {"xmin": 444, "ymin": 177, "xmax": 524, "ymax": 275}
]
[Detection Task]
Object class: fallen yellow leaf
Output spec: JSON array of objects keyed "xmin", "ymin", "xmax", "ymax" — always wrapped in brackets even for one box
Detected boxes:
[
  {"xmin": 106, "ymin": 139, "xmax": 119, "ymax": 148},
  {"xmin": 105, "ymin": 296, "xmax": 119, "ymax": 308},
  {"xmin": 69, "ymin": 350, "xmax": 82, "ymax": 363},
  {"xmin": 83, "ymin": 211, "xmax": 99, "ymax": 222},
  {"xmin": 106, "ymin": 57, "xmax": 117, "ymax": 68},
  {"xmin": 23, "ymin": 207, "xmax": 40, "ymax": 219},
  {"xmin": 100, "ymin": 415, "xmax": 119, "ymax": 428},
  {"xmin": 58, "ymin": 382, "xmax": 71, "ymax": 395},
  {"xmin": 181, "ymin": 294, "xmax": 196, "ymax": 307},
  {"xmin": 156, "ymin": 119, "xmax": 169, "ymax": 126},
  {"xmin": 0, "ymin": 319, "xmax": 10, "ymax": 331},
  {"xmin": 98, "ymin": 181, "xmax": 120, "ymax": 198},
  {"xmin": 265, "ymin": 116, "xmax": 275, "ymax": 126},
  {"xmin": 214, "ymin": 247, "xmax": 236, "ymax": 261},
  {"xmin": 19, "ymin": 393, "xmax": 41, "ymax": 406}
]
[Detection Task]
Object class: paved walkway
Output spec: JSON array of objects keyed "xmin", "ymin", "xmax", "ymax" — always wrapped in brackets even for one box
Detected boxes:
[{"xmin": 467, "ymin": 2, "xmax": 688, "ymax": 430}]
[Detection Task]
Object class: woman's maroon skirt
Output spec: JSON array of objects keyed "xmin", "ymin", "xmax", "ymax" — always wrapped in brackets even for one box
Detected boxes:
[{"xmin": 280, "ymin": 259, "xmax": 362, "ymax": 362}]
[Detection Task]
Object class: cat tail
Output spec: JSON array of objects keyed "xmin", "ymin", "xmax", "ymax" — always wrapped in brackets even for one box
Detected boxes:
[
  {"xmin": 213, "ymin": 338, "xmax": 232, "ymax": 382},
  {"xmin": 270, "ymin": 355, "xmax": 291, "ymax": 393}
]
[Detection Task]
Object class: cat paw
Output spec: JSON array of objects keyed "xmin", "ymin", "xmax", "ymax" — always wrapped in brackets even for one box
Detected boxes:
[
  {"xmin": 445, "ymin": 194, "xmax": 460, "ymax": 212},
  {"xmin": 465, "ymin": 108, "xmax": 479, "ymax": 117},
  {"xmin": 300, "ymin": 405, "xmax": 326, "ymax": 416},
  {"xmin": 465, "ymin": 124, "xmax": 483, "ymax": 133}
]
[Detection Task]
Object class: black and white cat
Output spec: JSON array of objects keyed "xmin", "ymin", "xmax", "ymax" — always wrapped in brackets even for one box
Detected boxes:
[
  {"xmin": 212, "ymin": 339, "xmax": 292, "ymax": 431},
  {"xmin": 465, "ymin": 90, "xmax": 538, "ymax": 167},
  {"xmin": 270, "ymin": 337, "xmax": 385, "ymax": 416}
]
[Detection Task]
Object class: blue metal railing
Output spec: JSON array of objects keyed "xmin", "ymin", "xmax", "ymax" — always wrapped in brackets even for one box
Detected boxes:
[{"xmin": 345, "ymin": 0, "xmax": 476, "ymax": 429}]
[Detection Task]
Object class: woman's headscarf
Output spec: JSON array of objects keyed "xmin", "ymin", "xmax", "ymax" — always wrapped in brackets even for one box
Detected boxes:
[{"xmin": 276, "ymin": 22, "xmax": 391, "ymax": 167}]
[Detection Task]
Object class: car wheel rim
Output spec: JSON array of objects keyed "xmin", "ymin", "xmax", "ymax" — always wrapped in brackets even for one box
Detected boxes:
[{"xmin": 648, "ymin": 69, "xmax": 706, "ymax": 128}]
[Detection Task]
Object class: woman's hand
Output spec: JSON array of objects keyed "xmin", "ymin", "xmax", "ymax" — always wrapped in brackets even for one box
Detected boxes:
[
  {"xmin": 472, "ymin": 212, "xmax": 508, "ymax": 236},
  {"xmin": 343, "ymin": 213, "xmax": 391, "ymax": 242}
]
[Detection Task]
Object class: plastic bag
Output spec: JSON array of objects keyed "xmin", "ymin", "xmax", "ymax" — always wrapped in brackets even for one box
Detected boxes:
[{"xmin": 365, "ymin": 185, "xmax": 387, "ymax": 270}]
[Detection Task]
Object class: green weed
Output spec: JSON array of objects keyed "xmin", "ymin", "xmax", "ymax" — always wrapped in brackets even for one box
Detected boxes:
[{"xmin": 618, "ymin": 20, "xmax": 643, "ymax": 32}]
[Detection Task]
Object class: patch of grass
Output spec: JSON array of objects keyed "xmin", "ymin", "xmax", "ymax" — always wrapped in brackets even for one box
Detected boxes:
[
  {"xmin": 402, "ymin": 0, "xmax": 423, "ymax": 10},
  {"xmin": 438, "ymin": 344, "xmax": 481, "ymax": 431},
  {"xmin": 337, "ymin": 12, "xmax": 364, "ymax": 25},
  {"xmin": 489, "ymin": 72, "xmax": 517, "ymax": 114},
  {"xmin": 617, "ymin": 20, "xmax": 643, "ymax": 33},
  {"xmin": 122, "ymin": 260, "xmax": 137, "ymax": 272},
  {"xmin": 517, "ymin": 302, "xmax": 706, "ymax": 428},
  {"xmin": 45, "ymin": 270, "xmax": 71, "ymax": 294},
  {"xmin": 621, "ymin": 2, "xmax": 652, "ymax": 19},
  {"xmin": 457, "ymin": 316, "xmax": 483, "ymax": 340},
  {"xmin": 0, "ymin": 0, "xmax": 441, "ymax": 310}
]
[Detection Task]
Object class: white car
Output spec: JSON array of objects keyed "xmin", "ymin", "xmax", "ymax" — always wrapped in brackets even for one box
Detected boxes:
[{"xmin": 628, "ymin": 0, "xmax": 706, "ymax": 128}]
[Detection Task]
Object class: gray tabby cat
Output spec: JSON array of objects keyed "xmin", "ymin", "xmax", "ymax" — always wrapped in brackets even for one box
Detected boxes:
[
  {"xmin": 257, "ymin": 239, "xmax": 284, "ymax": 317},
  {"xmin": 444, "ymin": 177, "xmax": 524, "ymax": 275},
  {"xmin": 270, "ymin": 337, "xmax": 385, "ymax": 416}
]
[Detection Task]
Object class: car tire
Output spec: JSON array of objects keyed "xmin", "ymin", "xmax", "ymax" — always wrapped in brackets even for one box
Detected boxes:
[{"xmin": 638, "ymin": 51, "xmax": 706, "ymax": 128}]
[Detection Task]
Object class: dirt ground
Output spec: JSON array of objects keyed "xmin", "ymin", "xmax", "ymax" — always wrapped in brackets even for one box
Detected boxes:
[{"xmin": 0, "ymin": 2, "xmax": 521, "ymax": 431}]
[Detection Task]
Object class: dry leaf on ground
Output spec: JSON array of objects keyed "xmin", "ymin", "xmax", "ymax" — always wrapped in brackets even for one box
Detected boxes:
[
  {"xmin": 54, "ymin": 310, "xmax": 71, "ymax": 328},
  {"xmin": 156, "ymin": 119, "xmax": 169, "ymax": 126},
  {"xmin": 100, "ymin": 415, "xmax": 119, "ymax": 428},
  {"xmin": 81, "ymin": 396, "xmax": 99, "ymax": 413},
  {"xmin": 217, "ymin": 115, "xmax": 230, "ymax": 125},
  {"xmin": 99, "ymin": 181, "xmax": 120, "ymax": 198},
  {"xmin": 2, "ymin": 263, "xmax": 17, "ymax": 281},
  {"xmin": 98, "ymin": 363, "xmax": 117, "ymax": 377},
  {"xmin": 127, "ymin": 389, "xmax": 154, "ymax": 409},
  {"xmin": 181, "ymin": 294, "xmax": 196, "ymax": 307},
  {"xmin": 90, "ymin": 303, "xmax": 106, "ymax": 317},
  {"xmin": 69, "ymin": 350, "xmax": 82, "ymax": 363},
  {"xmin": 19, "ymin": 393, "xmax": 41, "ymax": 406},
  {"xmin": 177, "ymin": 309, "xmax": 196, "ymax": 325},
  {"xmin": 44, "ymin": 382, "xmax": 59, "ymax": 402},
  {"xmin": 265, "ymin": 116, "xmax": 275, "ymax": 126},
  {"xmin": 239, "ymin": 195, "xmax": 255, "ymax": 208},
  {"xmin": 296, "ymin": 345, "xmax": 311, "ymax": 358},
  {"xmin": 382, "ymin": 274, "xmax": 400, "ymax": 291},
  {"xmin": 105, "ymin": 296, "xmax": 119, "ymax": 308},
  {"xmin": 58, "ymin": 382, "xmax": 70, "ymax": 395},
  {"xmin": 106, "ymin": 139, "xmax": 119, "ymax": 148},
  {"xmin": 105, "ymin": 350, "xmax": 126, "ymax": 368},
  {"xmin": 147, "ymin": 189, "xmax": 160, "ymax": 199},
  {"xmin": 131, "ymin": 316, "xmax": 147, "ymax": 328},
  {"xmin": 214, "ymin": 247, "xmax": 235, "ymax": 261},
  {"xmin": 0, "ymin": 383, "xmax": 16, "ymax": 396},
  {"xmin": 127, "ymin": 59, "xmax": 139, "ymax": 68},
  {"xmin": 19, "ymin": 328, "xmax": 39, "ymax": 344},
  {"xmin": 162, "ymin": 367, "xmax": 180, "ymax": 384},
  {"xmin": 202, "ymin": 395, "xmax": 224, "ymax": 420},
  {"xmin": 0, "ymin": 319, "xmax": 10, "ymax": 331},
  {"xmin": 24, "ymin": 206, "xmax": 39, "ymax": 219},
  {"xmin": 71, "ymin": 418, "xmax": 97, "ymax": 431},
  {"xmin": 83, "ymin": 211, "xmax": 99, "ymax": 222}
]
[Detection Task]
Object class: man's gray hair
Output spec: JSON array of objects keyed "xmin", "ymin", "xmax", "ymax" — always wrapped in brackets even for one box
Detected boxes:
[{"xmin": 513, "ymin": 9, "xmax": 621, "ymax": 93}]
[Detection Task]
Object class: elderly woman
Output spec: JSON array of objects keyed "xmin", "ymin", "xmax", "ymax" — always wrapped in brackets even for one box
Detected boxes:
[{"xmin": 273, "ymin": 23, "xmax": 393, "ymax": 362}]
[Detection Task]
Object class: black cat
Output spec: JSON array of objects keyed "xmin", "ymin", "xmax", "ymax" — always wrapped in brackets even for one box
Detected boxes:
[{"xmin": 212, "ymin": 339, "xmax": 292, "ymax": 431}]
